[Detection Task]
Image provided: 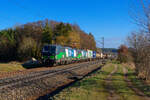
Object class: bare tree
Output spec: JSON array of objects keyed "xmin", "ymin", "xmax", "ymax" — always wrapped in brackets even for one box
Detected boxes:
[
  {"xmin": 129, "ymin": 0, "xmax": 150, "ymax": 32},
  {"xmin": 128, "ymin": 0, "xmax": 150, "ymax": 80}
]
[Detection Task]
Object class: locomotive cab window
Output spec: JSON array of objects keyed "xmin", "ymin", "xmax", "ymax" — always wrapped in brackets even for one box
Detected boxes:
[
  {"xmin": 42, "ymin": 45, "xmax": 56, "ymax": 54},
  {"xmin": 43, "ymin": 46, "xmax": 49, "ymax": 52}
]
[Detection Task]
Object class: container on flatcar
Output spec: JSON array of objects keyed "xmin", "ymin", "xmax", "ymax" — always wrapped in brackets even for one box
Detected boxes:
[
  {"xmin": 65, "ymin": 47, "xmax": 72, "ymax": 59},
  {"xmin": 71, "ymin": 48, "xmax": 77, "ymax": 61},
  {"xmin": 93, "ymin": 51, "xmax": 96, "ymax": 58},
  {"xmin": 81, "ymin": 50, "xmax": 86, "ymax": 59},
  {"xmin": 87, "ymin": 50, "xmax": 93, "ymax": 58},
  {"xmin": 71, "ymin": 49, "xmax": 74, "ymax": 58},
  {"xmin": 65, "ymin": 47, "xmax": 74, "ymax": 64},
  {"xmin": 96, "ymin": 53, "xmax": 101, "ymax": 58}
]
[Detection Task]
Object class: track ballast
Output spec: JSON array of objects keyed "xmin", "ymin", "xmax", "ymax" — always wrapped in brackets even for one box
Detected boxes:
[{"xmin": 0, "ymin": 60, "xmax": 104, "ymax": 100}]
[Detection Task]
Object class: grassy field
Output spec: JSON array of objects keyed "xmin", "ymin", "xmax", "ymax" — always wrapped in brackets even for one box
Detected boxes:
[
  {"xmin": 51, "ymin": 62, "xmax": 150, "ymax": 100},
  {"xmin": 111, "ymin": 65, "xmax": 141, "ymax": 100},
  {"xmin": 127, "ymin": 69, "xmax": 150, "ymax": 96},
  {"xmin": 0, "ymin": 62, "xmax": 25, "ymax": 72}
]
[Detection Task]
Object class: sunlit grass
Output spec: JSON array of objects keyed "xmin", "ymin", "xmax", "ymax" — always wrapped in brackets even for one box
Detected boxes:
[
  {"xmin": 111, "ymin": 65, "xmax": 141, "ymax": 100},
  {"xmin": 127, "ymin": 69, "xmax": 150, "ymax": 96},
  {"xmin": 51, "ymin": 63, "xmax": 115, "ymax": 100},
  {"xmin": 0, "ymin": 62, "xmax": 25, "ymax": 72},
  {"xmin": 51, "ymin": 62, "xmax": 145, "ymax": 100}
]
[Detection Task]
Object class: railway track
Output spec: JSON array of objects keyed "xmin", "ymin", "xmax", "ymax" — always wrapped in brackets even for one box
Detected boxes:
[{"xmin": 0, "ymin": 60, "xmax": 103, "ymax": 92}]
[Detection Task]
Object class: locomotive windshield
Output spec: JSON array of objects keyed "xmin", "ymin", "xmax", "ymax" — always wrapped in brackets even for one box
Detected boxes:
[
  {"xmin": 50, "ymin": 46, "xmax": 56, "ymax": 54},
  {"xmin": 42, "ymin": 45, "xmax": 56, "ymax": 54},
  {"xmin": 43, "ymin": 46, "xmax": 49, "ymax": 51}
]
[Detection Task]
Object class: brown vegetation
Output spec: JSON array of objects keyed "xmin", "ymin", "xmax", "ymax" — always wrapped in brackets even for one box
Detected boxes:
[
  {"xmin": 127, "ymin": 0, "xmax": 150, "ymax": 80},
  {"xmin": 0, "ymin": 19, "xmax": 97, "ymax": 61},
  {"xmin": 117, "ymin": 45, "xmax": 132, "ymax": 63}
]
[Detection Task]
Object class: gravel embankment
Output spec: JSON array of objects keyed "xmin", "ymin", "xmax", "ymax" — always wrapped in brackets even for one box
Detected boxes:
[{"xmin": 0, "ymin": 60, "xmax": 103, "ymax": 100}]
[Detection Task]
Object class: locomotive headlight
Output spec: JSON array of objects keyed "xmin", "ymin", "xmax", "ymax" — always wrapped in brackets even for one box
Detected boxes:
[{"xmin": 42, "ymin": 56, "xmax": 44, "ymax": 59}]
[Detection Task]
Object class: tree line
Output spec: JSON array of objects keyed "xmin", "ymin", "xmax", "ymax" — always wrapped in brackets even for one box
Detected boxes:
[
  {"xmin": 117, "ymin": 0, "xmax": 150, "ymax": 80},
  {"xmin": 0, "ymin": 19, "xmax": 96, "ymax": 62}
]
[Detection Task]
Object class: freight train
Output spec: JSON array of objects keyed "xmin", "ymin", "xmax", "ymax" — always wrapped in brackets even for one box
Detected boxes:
[{"xmin": 41, "ymin": 44, "xmax": 102, "ymax": 66}]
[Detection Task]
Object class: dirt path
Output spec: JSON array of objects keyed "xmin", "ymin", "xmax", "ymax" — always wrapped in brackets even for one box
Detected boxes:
[
  {"xmin": 123, "ymin": 67, "xmax": 150, "ymax": 100},
  {"xmin": 105, "ymin": 65, "xmax": 121, "ymax": 100}
]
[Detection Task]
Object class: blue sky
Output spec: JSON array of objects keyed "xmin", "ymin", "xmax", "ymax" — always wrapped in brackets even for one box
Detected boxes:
[{"xmin": 0, "ymin": 0, "xmax": 137, "ymax": 48}]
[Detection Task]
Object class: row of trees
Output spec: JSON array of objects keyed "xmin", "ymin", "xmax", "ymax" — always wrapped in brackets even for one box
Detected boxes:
[
  {"xmin": 118, "ymin": 0, "xmax": 150, "ymax": 80},
  {"xmin": 0, "ymin": 19, "xmax": 96, "ymax": 61}
]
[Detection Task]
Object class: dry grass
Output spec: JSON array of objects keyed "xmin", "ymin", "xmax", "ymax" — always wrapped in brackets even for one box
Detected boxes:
[
  {"xmin": 122, "ymin": 62, "xmax": 135, "ymax": 70},
  {"xmin": 0, "ymin": 62, "xmax": 25, "ymax": 72}
]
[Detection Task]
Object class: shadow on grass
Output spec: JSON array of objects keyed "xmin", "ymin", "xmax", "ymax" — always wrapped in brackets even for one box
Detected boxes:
[
  {"xmin": 128, "ymin": 71, "xmax": 150, "ymax": 97},
  {"xmin": 103, "ymin": 70, "xmax": 140, "ymax": 97},
  {"xmin": 72, "ymin": 71, "xmax": 134, "ymax": 94},
  {"xmin": 47, "ymin": 68, "xmax": 144, "ymax": 100}
]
